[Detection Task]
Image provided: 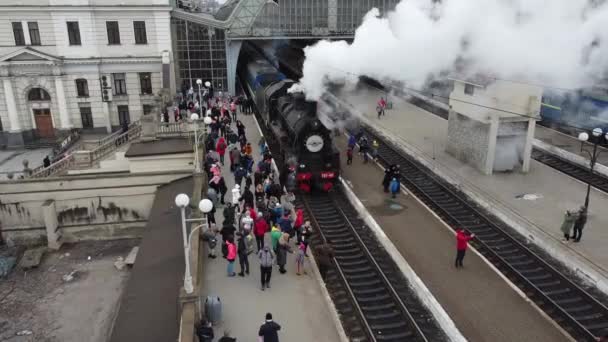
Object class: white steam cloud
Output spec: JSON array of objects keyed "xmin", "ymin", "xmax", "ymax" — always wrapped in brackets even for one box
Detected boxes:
[{"xmin": 291, "ymin": 0, "xmax": 608, "ymax": 100}]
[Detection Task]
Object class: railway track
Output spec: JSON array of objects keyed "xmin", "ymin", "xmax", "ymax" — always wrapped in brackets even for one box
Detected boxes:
[
  {"xmin": 531, "ymin": 149, "xmax": 608, "ymax": 194},
  {"xmin": 298, "ymin": 191, "xmax": 445, "ymax": 342},
  {"xmin": 361, "ymin": 127, "xmax": 608, "ymax": 341}
]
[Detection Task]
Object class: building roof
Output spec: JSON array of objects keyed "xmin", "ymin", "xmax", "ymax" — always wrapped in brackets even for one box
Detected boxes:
[
  {"xmin": 448, "ymin": 74, "xmax": 496, "ymax": 88},
  {"xmin": 125, "ymin": 138, "xmax": 193, "ymax": 157},
  {"xmin": 214, "ymin": 0, "xmax": 239, "ymax": 20}
]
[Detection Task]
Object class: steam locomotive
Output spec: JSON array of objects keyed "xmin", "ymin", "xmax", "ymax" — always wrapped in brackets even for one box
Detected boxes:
[{"xmin": 240, "ymin": 48, "xmax": 340, "ymax": 192}]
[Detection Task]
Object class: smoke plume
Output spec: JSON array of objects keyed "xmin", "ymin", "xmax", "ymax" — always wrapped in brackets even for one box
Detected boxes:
[{"xmin": 291, "ymin": 0, "xmax": 608, "ymax": 100}]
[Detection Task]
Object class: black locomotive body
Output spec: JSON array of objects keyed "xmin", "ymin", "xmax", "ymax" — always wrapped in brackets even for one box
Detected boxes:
[{"xmin": 241, "ymin": 55, "xmax": 340, "ymax": 192}]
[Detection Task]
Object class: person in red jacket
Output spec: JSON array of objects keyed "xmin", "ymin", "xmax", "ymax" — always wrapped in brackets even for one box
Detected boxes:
[
  {"xmin": 254, "ymin": 212, "xmax": 269, "ymax": 252},
  {"xmin": 455, "ymin": 228, "xmax": 475, "ymax": 268},
  {"xmin": 216, "ymin": 136, "xmax": 227, "ymax": 165}
]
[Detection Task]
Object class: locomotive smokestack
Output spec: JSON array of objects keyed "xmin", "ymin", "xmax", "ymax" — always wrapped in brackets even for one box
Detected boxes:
[{"xmin": 293, "ymin": 92, "xmax": 306, "ymax": 110}]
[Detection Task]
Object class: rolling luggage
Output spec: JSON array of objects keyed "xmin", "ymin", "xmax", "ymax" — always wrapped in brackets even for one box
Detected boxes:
[{"xmin": 205, "ymin": 295, "xmax": 222, "ymax": 324}]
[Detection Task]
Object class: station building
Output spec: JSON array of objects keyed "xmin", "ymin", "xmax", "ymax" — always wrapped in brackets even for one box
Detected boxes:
[{"xmin": 0, "ymin": 0, "xmax": 173, "ymax": 147}]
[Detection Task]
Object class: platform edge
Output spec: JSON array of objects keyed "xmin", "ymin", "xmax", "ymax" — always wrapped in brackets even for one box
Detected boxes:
[{"xmin": 340, "ymin": 177, "xmax": 467, "ymax": 342}]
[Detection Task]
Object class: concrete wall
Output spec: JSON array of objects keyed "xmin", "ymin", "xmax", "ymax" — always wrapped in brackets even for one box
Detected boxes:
[
  {"xmin": 446, "ymin": 111, "xmax": 490, "ymax": 173},
  {"xmin": 0, "ymin": 171, "xmax": 190, "ymax": 244},
  {"xmin": 449, "ymin": 80, "xmax": 543, "ymax": 123},
  {"xmin": 129, "ymin": 153, "xmax": 193, "ymax": 173}
]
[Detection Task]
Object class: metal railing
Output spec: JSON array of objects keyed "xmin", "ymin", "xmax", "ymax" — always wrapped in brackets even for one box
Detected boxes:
[
  {"xmin": 91, "ymin": 124, "xmax": 142, "ymax": 163},
  {"xmin": 25, "ymin": 123, "xmax": 142, "ymax": 178},
  {"xmin": 97, "ymin": 122, "xmax": 139, "ymax": 147},
  {"xmin": 29, "ymin": 154, "xmax": 75, "ymax": 178}
]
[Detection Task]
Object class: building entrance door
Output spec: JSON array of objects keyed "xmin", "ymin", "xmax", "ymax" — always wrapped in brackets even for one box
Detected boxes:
[{"xmin": 33, "ymin": 108, "xmax": 55, "ymax": 138}]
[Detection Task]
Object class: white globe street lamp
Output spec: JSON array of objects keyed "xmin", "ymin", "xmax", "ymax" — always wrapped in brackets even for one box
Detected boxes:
[{"xmin": 175, "ymin": 194, "xmax": 214, "ymax": 294}]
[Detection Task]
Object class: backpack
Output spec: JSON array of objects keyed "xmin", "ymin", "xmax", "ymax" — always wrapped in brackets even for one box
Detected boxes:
[{"xmin": 245, "ymin": 234, "xmax": 254, "ymax": 255}]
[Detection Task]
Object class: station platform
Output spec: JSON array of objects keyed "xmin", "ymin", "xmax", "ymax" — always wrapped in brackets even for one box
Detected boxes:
[
  {"xmin": 337, "ymin": 137, "xmax": 568, "ymax": 341},
  {"xmin": 336, "ymin": 87, "xmax": 608, "ymax": 292},
  {"xmin": 199, "ymin": 113, "xmax": 342, "ymax": 341}
]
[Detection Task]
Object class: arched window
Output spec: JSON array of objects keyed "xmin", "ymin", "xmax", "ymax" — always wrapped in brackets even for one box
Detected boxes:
[
  {"xmin": 75, "ymin": 78, "xmax": 89, "ymax": 97},
  {"xmin": 27, "ymin": 88, "xmax": 51, "ymax": 101}
]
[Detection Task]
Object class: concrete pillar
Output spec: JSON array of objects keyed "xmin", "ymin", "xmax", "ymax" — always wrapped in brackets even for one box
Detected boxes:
[
  {"xmin": 161, "ymin": 50, "xmax": 171, "ymax": 90},
  {"xmin": 522, "ymin": 119, "xmax": 536, "ymax": 173},
  {"xmin": 328, "ymin": 0, "xmax": 337, "ymax": 31},
  {"xmin": 225, "ymin": 40, "xmax": 242, "ymax": 96},
  {"xmin": 2, "ymin": 78, "xmax": 21, "ymax": 131},
  {"xmin": 485, "ymin": 115, "xmax": 499, "ymax": 175},
  {"xmin": 42, "ymin": 200, "xmax": 62, "ymax": 250},
  {"xmin": 54, "ymin": 76, "xmax": 72, "ymax": 129}
]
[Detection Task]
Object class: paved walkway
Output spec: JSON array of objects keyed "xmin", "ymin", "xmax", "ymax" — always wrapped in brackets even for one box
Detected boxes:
[
  {"xmin": 200, "ymin": 113, "xmax": 342, "ymax": 341},
  {"xmin": 338, "ymin": 87, "xmax": 608, "ymax": 282},
  {"xmin": 0, "ymin": 148, "xmax": 52, "ymax": 179},
  {"xmin": 109, "ymin": 176, "xmax": 193, "ymax": 342},
  {"xmin": 338, "ymin": 136, "xmax": 568, "ymax": 341}
]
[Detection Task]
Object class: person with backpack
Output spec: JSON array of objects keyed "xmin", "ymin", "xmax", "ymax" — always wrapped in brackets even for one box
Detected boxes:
[
  {"xmin": 389, "ymin": 177, "xmax": 400, "ymax": 199},
  {"xmin": 258, "ymin": 246, "xmax": 274, "ymax": 290},
  {"xmin": 237, "ymin": 232, "xmax": 250, "ymax": 276},
  {"xmin": 347, "ymin": 135, "xmax": 356, "ymax": 150},
  {"xmin": 358, "ymin": 136, "xmax": 369, "ymax": 163},
  {"xmin": 277, "ymin": 233, "xmax": 293, "ymax": 274},
  {"xmin": 202, "ymin": 224, "xmax": 218, "ymax": 259}
]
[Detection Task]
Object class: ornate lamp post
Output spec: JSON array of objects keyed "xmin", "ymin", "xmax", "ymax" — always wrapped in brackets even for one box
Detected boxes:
[{"xmin": 577, "ymin": 127, "xmax": 608, "ymax": 212}]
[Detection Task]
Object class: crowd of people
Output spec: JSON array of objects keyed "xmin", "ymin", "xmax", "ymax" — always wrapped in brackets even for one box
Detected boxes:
[{"xmin": 194, "ymin": 94, "xmax": 335, "ymax": 342}]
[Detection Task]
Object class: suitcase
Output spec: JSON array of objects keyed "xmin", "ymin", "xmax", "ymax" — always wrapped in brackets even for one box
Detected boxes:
[{"xmin": 205, "ymin": 296, "xmax": 222, "ymax": 324}]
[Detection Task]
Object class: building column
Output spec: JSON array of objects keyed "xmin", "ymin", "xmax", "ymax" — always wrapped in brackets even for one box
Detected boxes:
[
  {"xmin": 2, "ymin": 78, "xmax": 21, "ymax": 131},
  {"xmin": 54, "ymin": 76, "xmax": 72, "ymax": 129},
  {"xmin": 102, "ymin": 101, "xmax": 112, "ymax": 133},
  {"xmin": 484, "ymin": 115, "xmax": 499, "ymax": 175},
  {"xmin": 225, "ymin": 40, "xmax": 243, "ymax": 96},
  {"xmin": 522, "ymin": 119, "xmax": 536, "ymax": 173}
]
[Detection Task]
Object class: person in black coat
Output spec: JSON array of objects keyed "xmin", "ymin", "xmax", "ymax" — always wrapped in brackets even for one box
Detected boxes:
[
  {"xmin": 239, "ymin": 187, "xmax": 255, "ymax": 209},
  {"xmin": 223, "ymin": 203, "xmax": 236, "ymax": 226},
  {"xmin": 258, "ymin": 312, "xmax": 281, "ymax": 342},
  {"xmin": 196, "ymin": 320, "xmax": 214, "ymax": 342},
  {"xmin": 43, "ymin": 155, "xmax": 51, "ymax": 168},
  {"xmin": 382, "ymin": 169, "xmax": 391, "ymax": 193}
]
